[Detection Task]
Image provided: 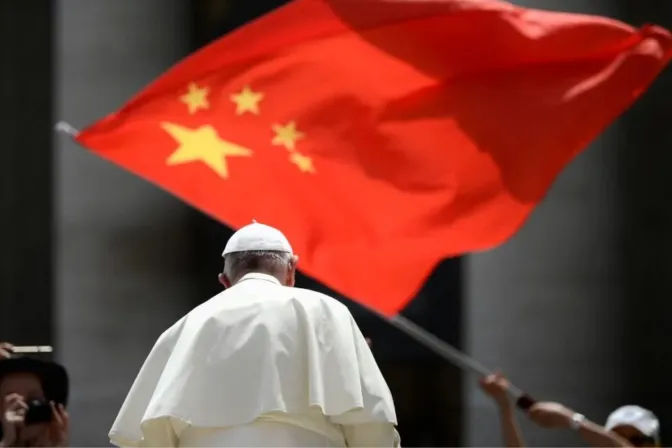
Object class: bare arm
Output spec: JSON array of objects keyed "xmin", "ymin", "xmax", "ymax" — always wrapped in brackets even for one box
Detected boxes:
[
  {"xmin": 528, "ymin": 402, "xmax": 633, "ymax": 448},
  {"xmin": 480, "ymin": 373, "xmax": 526, "ymax": 447},
  {"xmin": 575, "ymin": 418, "xmax": 632, "ymax": 448},
  {"xmin": 496, "ymin": 401, "xmax": 526, "ymax": 447}
]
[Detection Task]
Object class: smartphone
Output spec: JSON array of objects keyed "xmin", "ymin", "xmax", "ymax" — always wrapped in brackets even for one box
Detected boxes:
[{"xmin": 24, "ymin": 400, "xmax": 53, "ymax": 425}]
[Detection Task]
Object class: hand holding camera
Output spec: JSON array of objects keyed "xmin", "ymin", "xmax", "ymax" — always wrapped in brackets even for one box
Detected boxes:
[
  {"xmin": 0, "ymin": 396, "xmax": 69, "ymax": 447},
  {"xmin": 1, "ymin": 393, "xmax": 28, "ymax": 447}
]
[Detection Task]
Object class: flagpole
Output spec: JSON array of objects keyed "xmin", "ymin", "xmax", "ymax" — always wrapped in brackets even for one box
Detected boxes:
[{"xmin": 376, "ymin": 309, "xmax": 536, "ymax": 411}]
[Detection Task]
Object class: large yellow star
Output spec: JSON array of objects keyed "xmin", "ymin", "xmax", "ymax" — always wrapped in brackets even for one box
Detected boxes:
[
  {"xmin": 180, "ymin": 83, "xmax": 209, "ymax": 114},
  {"xmin": 289, "ymin": 152, "xmax": 315, "ymax": 173},
  {"xmin": 162, "ymin": 122, "xmax": 252, "ymax": 178},
  {"xmin": 272, "ymin": 121, "xmax": 305, "ymax": 151},
  {"xmin": 230, "ymin": 85, "xmax": 264, "ymax": 115}
]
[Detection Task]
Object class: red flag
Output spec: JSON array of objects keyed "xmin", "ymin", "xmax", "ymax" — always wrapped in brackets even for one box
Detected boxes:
[{"xmin": 75, "ymin": 0, "xmax": 670, "ymax": 316}]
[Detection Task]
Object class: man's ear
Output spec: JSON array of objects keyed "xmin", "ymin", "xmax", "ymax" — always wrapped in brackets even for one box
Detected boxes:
[
  {"xmin": 286, "ymin": 255, "xmax": 299, "ymax": 287},
  {"xmin": 218, "ymin": 273, "xmax": 231, "ymax": 289}
]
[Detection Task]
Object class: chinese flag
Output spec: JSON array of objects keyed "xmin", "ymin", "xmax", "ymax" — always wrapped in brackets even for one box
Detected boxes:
[{"xmin": 76, "ymin": 0, "xmax": 670, "ymax": 316}]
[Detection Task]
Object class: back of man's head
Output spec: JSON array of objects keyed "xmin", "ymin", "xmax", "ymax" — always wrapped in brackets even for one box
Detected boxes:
[
  {"xmin": 218, "ymin": 222, "xmax": 297, "ymax": 287},
  {"xmin": 223, "ymin": 250, "xmax": 295, "ymax": 285}
]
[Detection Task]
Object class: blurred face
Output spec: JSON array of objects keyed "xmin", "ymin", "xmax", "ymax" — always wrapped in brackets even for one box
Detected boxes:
[
  {"xmin": 612, "ymin": 425, "xmax": 658, "ymax": 447},
  {"xmin": 0, "ymin": 371, "xmax": 45, "ymax": 403},
  {"xmin": 0, "ymin": 372, "xmax": 51, "ymax": 446}
]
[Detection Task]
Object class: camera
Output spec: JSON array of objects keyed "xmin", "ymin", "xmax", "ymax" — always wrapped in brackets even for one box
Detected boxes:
[{"xmin": 24, "ymin": 400, "xmax": 52, "ymax": 425}]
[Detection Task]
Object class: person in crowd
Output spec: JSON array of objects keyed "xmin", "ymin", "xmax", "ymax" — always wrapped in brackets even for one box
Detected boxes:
[
  {"xmin": 0, "ymin": 342, "xmax": 69, "ymax": 447},
  {"xmin": 110, "ymin": 221, "xmax": 399, "ymax": 447},
  {"xmin": 480, "ymin": 372, "xmax": 659, "ymax": 447},
  {"xmin": 604, "ymin": 405, "xmax": 661, "ymax": 447}
]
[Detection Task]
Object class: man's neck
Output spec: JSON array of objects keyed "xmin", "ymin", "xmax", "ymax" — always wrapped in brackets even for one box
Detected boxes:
[{"xmin": 236, "ymin": 272, "xmax": 283, "ymax": 285}]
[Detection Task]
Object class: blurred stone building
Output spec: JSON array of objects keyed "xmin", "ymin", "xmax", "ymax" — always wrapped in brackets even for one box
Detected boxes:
[{"xmin": 0, "ymin": 0, "xmax": 669, "ymax": 445}]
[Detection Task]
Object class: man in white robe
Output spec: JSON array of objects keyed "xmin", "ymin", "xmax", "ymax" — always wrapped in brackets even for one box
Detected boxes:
[{"xmin": 109, "ymin": 222, "xmax": 399, "ymax": 447}]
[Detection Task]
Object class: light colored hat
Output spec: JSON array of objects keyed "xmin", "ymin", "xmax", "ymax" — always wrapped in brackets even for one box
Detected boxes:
[
  {"xmin": 222, "ymin": 221, "xmax": 293, "ymax": 256},
  {"xmin": 605, "ymin": 405, "xmax": 660, "ymax": 439}
]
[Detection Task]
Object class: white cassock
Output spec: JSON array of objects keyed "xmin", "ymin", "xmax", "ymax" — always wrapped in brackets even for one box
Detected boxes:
[{"xmin": 110, "ymin": 272, "xmax": 399, "ymax": 447}]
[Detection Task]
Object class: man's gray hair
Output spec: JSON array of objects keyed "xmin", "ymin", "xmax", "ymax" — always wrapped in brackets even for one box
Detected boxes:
[{"xmin": 223, "ymin": 250, "xmax": 293, "ymax": 282}]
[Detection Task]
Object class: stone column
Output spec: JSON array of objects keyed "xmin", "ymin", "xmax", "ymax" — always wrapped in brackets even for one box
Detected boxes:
[{"xmin": 54, "ymin": 0, "xmax": 195, "ymax": 444}]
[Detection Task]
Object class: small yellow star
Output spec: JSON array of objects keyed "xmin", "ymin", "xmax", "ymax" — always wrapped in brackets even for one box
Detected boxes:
[
  {"xmin": 162, "ymin": 122, "xmax": 252, "ymax": 178},
  {"xmin": 289, "ymin": 152, "xmax": 315, "ymax": 173},
  {"xmin": 272, "ymin": 121, "xmax": 304, "ymax": 151},
  {"xmin": 180, "ymin": 83, "xmax": 210, "ymax": 114},
  {"xmin": 230, "ymin": 85, "xmax": 264, "ymax": 115}
]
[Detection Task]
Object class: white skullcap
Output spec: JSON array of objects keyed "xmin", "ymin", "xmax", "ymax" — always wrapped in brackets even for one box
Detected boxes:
[
  {"xmin": 605, "ymin": 405, "xmax": 660, "ymax": 439},
  {"xmin": 222, "ymin": 221, "xmax": 293, "ymax": 256}
]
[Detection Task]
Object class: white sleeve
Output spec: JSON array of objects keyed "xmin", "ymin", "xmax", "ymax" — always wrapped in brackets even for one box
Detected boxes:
[
  {"xmin": 339, "ymin": 423, "xmax": 400, "ymax": 447},
  {"xmin": 331, "ymin": 409, "xmax": 399, "ymax": 447},
  {"xmin": 110, "ymin": 417, "xmax": 182, "ymax": 447}
]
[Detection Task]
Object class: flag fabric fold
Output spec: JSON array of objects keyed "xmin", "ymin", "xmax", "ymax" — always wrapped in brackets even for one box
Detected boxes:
[{"xmin": 76, "ymin": 0, "xmax": 671, "ymax": 315}]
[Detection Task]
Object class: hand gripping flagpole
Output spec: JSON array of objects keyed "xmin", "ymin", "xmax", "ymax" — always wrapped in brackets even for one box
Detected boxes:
[{"xmin": 373, "ymin": 308, "xmax": 537, "ymax": 411}]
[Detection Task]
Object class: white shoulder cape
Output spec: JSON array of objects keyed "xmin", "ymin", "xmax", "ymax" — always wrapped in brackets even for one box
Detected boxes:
[{"xmin": 109, "ymin": 273, "xmax": 397, "ymax": 446}]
